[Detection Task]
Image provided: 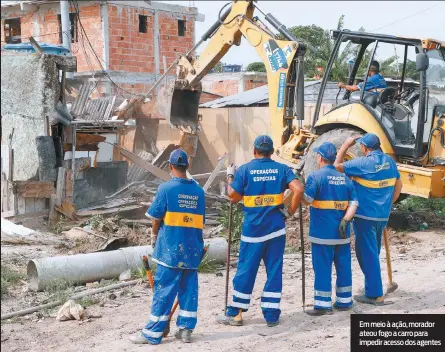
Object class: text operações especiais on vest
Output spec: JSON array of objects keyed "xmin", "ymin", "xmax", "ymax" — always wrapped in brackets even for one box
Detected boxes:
[
  {"xmin": 178, "ymin": 194, "xmax": 198, "ymax": 209},
  {"xmin": 250, "ymin": 168, "xmax": 278, "ymax": 181}
]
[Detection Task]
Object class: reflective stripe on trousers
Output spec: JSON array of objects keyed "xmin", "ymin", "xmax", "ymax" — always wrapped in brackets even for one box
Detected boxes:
[
  {"xmin": 226, "ymin": 233, "xmax": 285, "ymax": 323},
  {"xmin": 142, "ymin": 264, "xmax": 198, "ymax": 345},
  {"xmin": 311, "ymin": 243, "xmax": 352, "ymax": 310}
]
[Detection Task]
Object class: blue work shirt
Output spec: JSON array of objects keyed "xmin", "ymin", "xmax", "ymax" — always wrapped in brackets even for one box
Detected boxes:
[
  {"xmin": 358, "ymin": 73, "xmax": 387, "ymax": 94},
  {"xmin": 230, "ymin": 158, "xmax": 296, "ymax": 242},
  {"xmin": 146, "ymin": 177, "xmax": 205, "ymax": 269},
  {"xmin": 304, "ymin": 165, "xmax": 358, "ymax": 245},
  {"xmin": 343, "ymin": 150, "xmax": 400, "ymax": 221}
]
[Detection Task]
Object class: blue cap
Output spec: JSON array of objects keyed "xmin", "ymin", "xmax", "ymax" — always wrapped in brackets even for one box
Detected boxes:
[
  {"xmin": 314, "ymin": 142, "xmax": 337, "ymax": 162},
  {"xmin": 254, "ymin": 135, "xmax": 274, "ymax": 152},
  {"xmin": 357, "ymin": 133, "xmax": 380, "ymax": 149},
  {"xmin": 169, "ymin": 149, "xmax": 189, "ymax": 166}
]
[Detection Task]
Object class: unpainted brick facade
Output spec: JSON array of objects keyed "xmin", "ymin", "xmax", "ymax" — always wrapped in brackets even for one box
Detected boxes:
[
  {"xmin": 201, "ymin": 73, "xmax": 268, "ymax": 97},
  {"xmin": 1, "ymin": 1, "xmax": 198, "ymax": 97}
]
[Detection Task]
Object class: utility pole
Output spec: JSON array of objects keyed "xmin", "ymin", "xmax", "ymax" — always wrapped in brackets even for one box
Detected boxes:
[{"xmin": 60, "ymin": 0, "xmax": 74, "ymax": 78}]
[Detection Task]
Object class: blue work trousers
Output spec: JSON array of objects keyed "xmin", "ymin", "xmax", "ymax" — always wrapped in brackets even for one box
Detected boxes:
[
  {"xmin": 142, "ymin": 264, "xmax": 198, "ymax": 344},
  {"xmin": 312, "ymin": 243, "xmax": 352, "ymax": 310},
  {"xmin": 353, "ymin": 217, "xmax": 387, "ymax": 298},
  {"xmin": 226, "ymin": 234, "xmax": 286, "ymax": 323}
]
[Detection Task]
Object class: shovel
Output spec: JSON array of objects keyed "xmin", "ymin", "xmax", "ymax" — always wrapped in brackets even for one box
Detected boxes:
[{"xmin": 383, "ymin": 228, "xmax": 398, "ymax": 294}]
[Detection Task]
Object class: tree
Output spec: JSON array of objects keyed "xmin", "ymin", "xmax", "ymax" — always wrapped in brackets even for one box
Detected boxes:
[
  {"xmin": 285, "ymin": 15, "xmax": 351, "ymax": 80},
  {"xmin": 213, "ymin": 61, "xmax": 224, "ymax": 73},
  {"xmin": 245, "ymin": 61, "xmax": 266, "ymax": 72}
]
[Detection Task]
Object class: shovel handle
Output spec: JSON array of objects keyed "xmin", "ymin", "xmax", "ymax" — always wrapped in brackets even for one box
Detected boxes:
[
  {"xmin": 383, "ymin": 228, "xmax": 393, "ymax": 285},
  {"xmin": 142, "ymin": 255, "xmax": 155, "ymax": 291}
]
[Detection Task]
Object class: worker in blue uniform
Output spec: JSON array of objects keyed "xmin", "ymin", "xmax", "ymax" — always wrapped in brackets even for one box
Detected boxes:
[
  {"xmin": 335, "ymin": 133, "xmax": 402, "ymax": 305},
  {"xmin": 338, "ymin": 60, "xmax": 387, "ymax": 95},
  {"xmin": 129, "ymin": 149, "xmax": 205, "ymax": 345},
  {"xmin": 303, "ymin": 142, "xmax": 358, "ymax": 316},
  {"xmin": 217, "ymin": 135, "xmax": 304, "ymax": 327}
]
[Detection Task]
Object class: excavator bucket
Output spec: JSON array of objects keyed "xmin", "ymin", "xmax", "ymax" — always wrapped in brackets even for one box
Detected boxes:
[{"xmin": 149, "ymin": 80, "xmax": 201, "ymax": 128}]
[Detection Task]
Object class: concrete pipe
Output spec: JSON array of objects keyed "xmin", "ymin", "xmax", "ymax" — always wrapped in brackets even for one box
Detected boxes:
[{"xmin": 27, "ymin": 237, "xmax": 228, "ymax": 291}]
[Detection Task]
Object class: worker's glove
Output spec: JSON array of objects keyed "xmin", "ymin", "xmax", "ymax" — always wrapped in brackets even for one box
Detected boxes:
[
  {"xmin": 151, "ymin": 229, "xmax": 158, "ymax": 247},
  {"xmin": 279, "ymin": 207, "xmax": 291, "ymax": 219},
  {"xmin": 338, "ymin": 219, "xmax": 350, "ymax": 239},
  {"xmin": 227, "ymin": 163, "xmax": 237, "ymax": 179}
]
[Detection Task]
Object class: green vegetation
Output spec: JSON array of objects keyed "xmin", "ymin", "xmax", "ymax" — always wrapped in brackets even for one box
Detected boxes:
[
  {"xmin": 246, "ymin": 61, "xmax": 266, "ymax": 72},
  {"xmin": 284, "ymin": 246, "xmax": 299, "ymax": 254},
  {"xmin": 77, "ymin": 296, "xmax": 100, "ymax": 308},
  {"xmin": 396, "ymin": 196, "xmax": 445, "ymax": 215},
  {"xmin": 50, "ymin": 216, "xmax": 67, "ymax": 235},
  {"xmin": 1, "ymin": 264, "xmax": 24, "ymax": 297},
  {"xmin": 46, "ymin": 278, "xmax": 73, "ymax": 303},
  {"xmin": 87, "ymin": 214, "xmax": 104, "ymax": 229},
  {"xmin": 218, "ymin": 203, "xmax": 244, "ymax": 250},
  {"xmin": 198, "ymin": 254, "xmax": 220, "ymax": 274}
]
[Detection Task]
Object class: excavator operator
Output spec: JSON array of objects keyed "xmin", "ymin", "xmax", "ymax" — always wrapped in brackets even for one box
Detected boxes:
[{"xmin": 338, "ymin": 60, "xmax": 387, "ymax": 95}]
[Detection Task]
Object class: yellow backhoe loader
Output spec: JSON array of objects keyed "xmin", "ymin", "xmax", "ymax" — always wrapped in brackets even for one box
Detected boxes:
[{"xmin": 150, "ymin": 1, "xmax": 444, "ymax": 199}]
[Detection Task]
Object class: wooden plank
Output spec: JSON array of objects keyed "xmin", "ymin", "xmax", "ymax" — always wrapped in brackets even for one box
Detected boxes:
[
  {"xmin": 49, "ymin": 194, "xmax": 57, "ymax": 225},
  {"xmin": 29, "ymin": 36, "xmax": 44, "ymax": 54},
  {"xmin": 33, "ymin": 198, "xmax": 47, "ymax": 212},
  {"xmin": 17, "ymin": 196, "xmax": 26, "ymax": 215},
  {"xmin": 119, "ymin": 147, "xmax": 170, "ymax": 181},
  {"xmin": 76, "ymin": 204, "xmax": 144, "ymax": 217},
  {"xmin": 55, "ymin": 167, "xmax": 66, "ymax": 207},
  {"xmin": 25, "ymin": 197, "xmax": 35, "ymax": 213},
  {"xmin": 15, "ymin": 181, "xmax": 55, "ymax": 198}
]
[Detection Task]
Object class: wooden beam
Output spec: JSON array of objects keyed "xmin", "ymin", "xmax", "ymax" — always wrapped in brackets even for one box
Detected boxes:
[
  {"xmin": 15, "ymin": 181, "xmax": 55, "ymax": 198},
  {"xmin": 119, "ymin": 147, "xmax": 170, "ymax": 181},
  {"xmin": 55, "ymin": 167, "xmax": 66, "ymax": 207},
  {"xmin": 29, "ymin": 37, "xmax": 44, "ymax": 55}
]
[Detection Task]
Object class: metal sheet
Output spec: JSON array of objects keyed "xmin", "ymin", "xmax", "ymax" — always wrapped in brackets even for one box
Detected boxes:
[{"xmin": 199, "ymin": 81, "xmax": 340, "ymax": 108}]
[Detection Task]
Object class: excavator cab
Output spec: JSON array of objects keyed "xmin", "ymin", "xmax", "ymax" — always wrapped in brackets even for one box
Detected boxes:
[{"xmin": 306, "ymin": 30, "xmax": 445, "ymax": 198}]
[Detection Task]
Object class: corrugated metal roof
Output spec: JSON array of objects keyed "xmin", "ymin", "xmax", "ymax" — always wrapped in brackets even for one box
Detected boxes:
[{"xmin": 200, "ymin": 80, "xmax": 342, "ymax": 108}]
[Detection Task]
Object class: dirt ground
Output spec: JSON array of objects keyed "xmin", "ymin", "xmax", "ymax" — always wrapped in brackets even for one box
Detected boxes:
[{"xmin": 1, "ymin": 229, "xmax": 444, "ymax": 352}]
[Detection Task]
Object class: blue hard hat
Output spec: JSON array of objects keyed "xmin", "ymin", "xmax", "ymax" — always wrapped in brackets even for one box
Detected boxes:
[
  {"xmin": 254, "ymin": 135, "xmax": 274, "ymax": 152},
  {"xmin": 314, "ymin": 142, "xmax": 337, "ymax": 162},
  {"xmin": 169, "ymin": 149, "xmax": 189, "ymax": 166},
  {"xmin": 357, "ymin": 133, "xmax": 380, "ymax": 149}
]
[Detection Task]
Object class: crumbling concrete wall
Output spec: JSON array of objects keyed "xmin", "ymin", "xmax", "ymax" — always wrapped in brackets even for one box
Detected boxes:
[
  {"xmin": 1, "ymin": 53, "xmax": 61, "ymax": 181},
  {"xmin": 73, "ymin": 161, "xmax": 128, "ymax": 209}
]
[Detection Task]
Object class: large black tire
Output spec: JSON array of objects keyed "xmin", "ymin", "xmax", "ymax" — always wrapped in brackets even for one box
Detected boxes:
[{"xmin": 302, "ymin": 128, "xmax": 364, "ymax": 179}]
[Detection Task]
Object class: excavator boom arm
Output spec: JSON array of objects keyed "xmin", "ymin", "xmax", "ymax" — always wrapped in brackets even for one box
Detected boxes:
[{"xmin": 164, "ymin": 1, "xmax": 306, "ymax": 149}]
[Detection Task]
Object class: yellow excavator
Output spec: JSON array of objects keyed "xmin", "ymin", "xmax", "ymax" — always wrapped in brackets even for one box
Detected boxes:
[{"xmin": 150, "ymin": 1, "xmax": 444, "ymax": 199}]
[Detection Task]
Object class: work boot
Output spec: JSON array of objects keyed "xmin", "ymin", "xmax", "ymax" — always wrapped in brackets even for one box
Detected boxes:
[
  {"xmin": 266, "ymin": 320, "xmax": 279, "ymax": 327},
  {"xmin": 216, "ymin": 314, "xmax": 243, "ymax": 326},
  {"xmin": 128, "ymin": 331, "xmax": 154, "ymax": 345},
  {"xmin": 305, "ymin": 308, "xmax": 333, "ymax": 316},
  {"xmin": 175, "ymin": 329, "xmax": 192, "ymax": 343},
  {"xmin": 353, "ymin": 295, "xmax": 385, "ymax": 306}
]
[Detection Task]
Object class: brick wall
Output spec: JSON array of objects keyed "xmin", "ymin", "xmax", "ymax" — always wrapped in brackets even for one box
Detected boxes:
[
  {"xmin": 108, "ymin": 4, "xmax": 155, "ymax": 73},
  {"xmin": 158, "ymin": 12, "xmax": 194, "ymax": 72},
  {"xmin": 244, "ymin": 79, "xmax": 267, "ymax": 91},
  {"xmin": 1, "ymin": 4, "xmax": 103, "ymax": 72},
  {"xmin": 1, "ymin": 2, "xmax": 195, "ymax": 80},
  {"xmin": 199, "ymin": 91, "xmax": 223, "ymax": 104},
  {"xmin": 205, "ymin": 79, "xmax": 240, "ymax": 97}
]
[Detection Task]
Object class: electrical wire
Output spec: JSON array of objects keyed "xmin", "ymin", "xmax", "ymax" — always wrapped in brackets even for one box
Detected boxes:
[
  {"xmin": 0, "ymin": 30, "xmax": 68, "ymax": 43},
  {"xmin": 71, "ymin": 0, "xmax": 144, "ymax": 97},
  {"xmin": 371, "ymin": 4, "xmax": 440, "ymax": 32}
]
